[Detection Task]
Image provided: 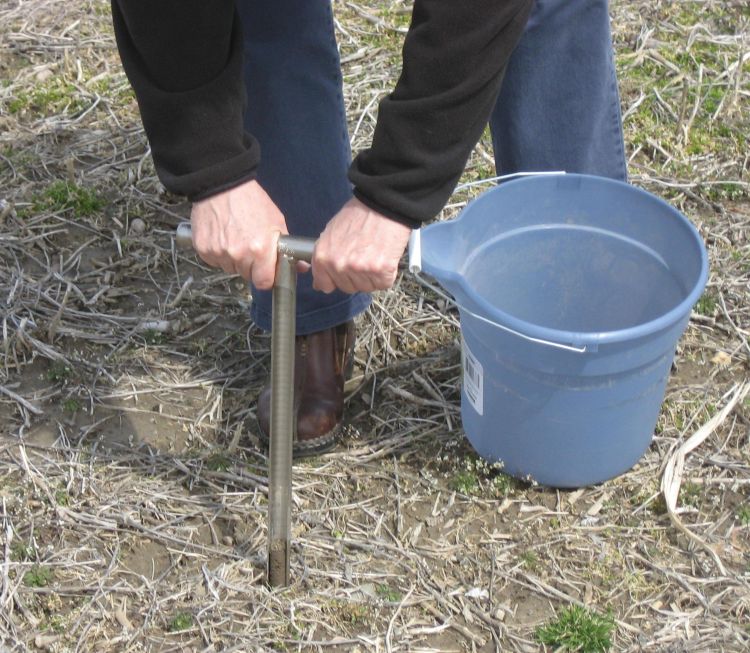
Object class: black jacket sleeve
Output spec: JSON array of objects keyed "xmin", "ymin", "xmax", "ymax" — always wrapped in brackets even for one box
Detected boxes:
[
  {"xmin": 349, "ymin": 0, "xmax": 534, "ymax": 227},
  {"xmin": 111, "ymin": 0, "xmax": 259, "ymax": 201},
  {"xmin": 111, "ymin": 0, "xmax": 532, "ymax": 222}
]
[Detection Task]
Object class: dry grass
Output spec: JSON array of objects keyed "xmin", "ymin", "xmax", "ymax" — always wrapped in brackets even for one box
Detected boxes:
[{"xmin": 0, "ymin": 0, "xmax": 749, "ymax": 651}]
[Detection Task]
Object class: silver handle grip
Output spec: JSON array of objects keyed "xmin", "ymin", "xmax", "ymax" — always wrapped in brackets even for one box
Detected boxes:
[{"xmin": 175, "ymin": 223, "xmax": 315, "ymax": 262}]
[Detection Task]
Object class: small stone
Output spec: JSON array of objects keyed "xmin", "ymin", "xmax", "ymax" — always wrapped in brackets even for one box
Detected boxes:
[
  {"xmin": 34, "ymin": 634, "xmax": 60, "ymax": 650},
  {"xmin": 0, "ymin": 199, "xmax": 14, "ymax": 223},
  {"xmin": 129, "ymin": 218, "xmax": 146, "ymax": 235},
  {"xmin": 711, "ymin": 350, "xmax": 731, "ymax": 368},
  {"xmin": 35, "ymin": 68, "xmax": 54, "ymax": 82}
]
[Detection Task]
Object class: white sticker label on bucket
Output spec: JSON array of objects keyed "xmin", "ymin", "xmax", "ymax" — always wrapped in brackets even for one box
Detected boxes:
[{"xmin": 461, "ymin": 336, "xmax": 483, "ymax": 416}]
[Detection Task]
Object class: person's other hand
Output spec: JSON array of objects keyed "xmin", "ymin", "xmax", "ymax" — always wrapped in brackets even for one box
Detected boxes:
[
  {"xmin": 190, "ymin": 179, "xmax": 287, "ymax": 290},
  {"xmin": 312, "ymin": 198, "xmax": 411, "ymax": 294}
]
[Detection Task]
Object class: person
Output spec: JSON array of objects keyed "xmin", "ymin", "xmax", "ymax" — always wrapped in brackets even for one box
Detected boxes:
[{"xmin": 111, "ymin": 0, "xmax": 626, "ymax": 457}]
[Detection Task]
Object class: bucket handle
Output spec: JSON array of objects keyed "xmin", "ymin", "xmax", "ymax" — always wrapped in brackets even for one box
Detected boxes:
[
  {"xmin": 455, "ymin": 301, "xmax": 590, "ymax": 354},
  {"xmin": 414, "ymin": 272, "xmax": 591, "ymax": 353}
]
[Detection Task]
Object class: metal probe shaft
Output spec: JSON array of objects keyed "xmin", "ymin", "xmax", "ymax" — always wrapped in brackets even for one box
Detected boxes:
[{"xmin": 175, "ymin": 223, "xmax": 314, "ymax": 586}]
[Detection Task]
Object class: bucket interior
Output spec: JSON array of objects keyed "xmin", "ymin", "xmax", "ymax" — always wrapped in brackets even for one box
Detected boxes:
[
  {"xmin": 462, "ymin": 225, "xmax": 686, "ymax": 333},
  {"xmin": 422, "ymin": 175, "xmax": 708, "ymax": 341}
]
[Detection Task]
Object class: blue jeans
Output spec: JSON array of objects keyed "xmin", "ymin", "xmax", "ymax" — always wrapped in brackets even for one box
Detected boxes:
[
  {"xmin": 491, "ymin": 0, "xmax": 627, "ymax": 180},
  {"xmin": 238, "ymin": 0, "xmax": 626, "ymax": 334},
  {"xmin": 237, "ymin": 0, "xmax": 371, "ymax": 335}
]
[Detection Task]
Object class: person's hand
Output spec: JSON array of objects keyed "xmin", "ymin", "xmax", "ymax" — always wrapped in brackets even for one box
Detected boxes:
[
  {"xmin": 189, "ymin": 179, "xmax": 287, "ymax": 290},
  {"xmin": 312, "ymin": 197, "xmax": 411, "ymax": 294}
]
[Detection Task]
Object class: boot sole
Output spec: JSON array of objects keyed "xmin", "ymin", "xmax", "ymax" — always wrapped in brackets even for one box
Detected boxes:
[{"xmin": 257, "ymin": 422, "xmax": 341, "ymax": 460}]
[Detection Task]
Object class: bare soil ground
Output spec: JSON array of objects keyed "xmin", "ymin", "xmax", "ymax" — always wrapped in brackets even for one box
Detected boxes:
[{"xmin": 0, "ymin": 1, "xmax": 748, "ymax": 651}]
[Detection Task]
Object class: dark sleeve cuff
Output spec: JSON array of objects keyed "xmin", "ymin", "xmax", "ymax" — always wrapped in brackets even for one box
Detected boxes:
[
  {"xmin": 176, "ymin": 133, "xmax": 260, "ymax": 202},
  {"xmin": 352, "ymin": 188, "xmax": 422, "ymax": 230}
]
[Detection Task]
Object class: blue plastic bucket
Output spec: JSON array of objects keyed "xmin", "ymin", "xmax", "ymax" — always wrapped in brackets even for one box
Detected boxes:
[{"xmin": 420, "ymin": 174, "xmax": 708, "ymax": 487}]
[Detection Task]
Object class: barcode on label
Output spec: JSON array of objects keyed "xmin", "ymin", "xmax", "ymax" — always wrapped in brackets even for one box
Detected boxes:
[{"xmin": 461, "ymin": 336, "xmax": 483, "ymax": 415}]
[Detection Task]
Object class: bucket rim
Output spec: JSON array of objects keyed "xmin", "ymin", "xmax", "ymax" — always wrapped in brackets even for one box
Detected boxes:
[{"xmin": 425, "ymin": 174, "xmax": 710, "ymax": 349}]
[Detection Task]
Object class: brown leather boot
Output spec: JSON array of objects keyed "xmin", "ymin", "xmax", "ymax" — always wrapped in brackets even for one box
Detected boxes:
[{"xmin": 257, "ymin": 320, "xmax": 355, "ymax": 458}]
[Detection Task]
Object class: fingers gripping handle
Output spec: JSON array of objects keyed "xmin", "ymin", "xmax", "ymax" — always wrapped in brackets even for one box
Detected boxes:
[{"xmin": 174, "ymin": 223, "xmax": 315, "ymax": 262}]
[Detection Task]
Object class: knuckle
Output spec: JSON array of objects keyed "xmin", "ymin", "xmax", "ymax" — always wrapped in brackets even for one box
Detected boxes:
[
  {"xmin": 224, "ymin": 245, "xmax": 242, "ymax": 262},
  {"xmin": 247, "ymin": 238, "xmax": 266, "ymax": 257},
  {"xmin": 315, "ymin": 251, "xmax": 332, "ymax": 268},
  {"xmin": 349, "ymin": 258, "xmax": 368, "ymax": 274},
  {"xmin": 345, "ymin": 252, "xmax": 362, "ymax": 269}
]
